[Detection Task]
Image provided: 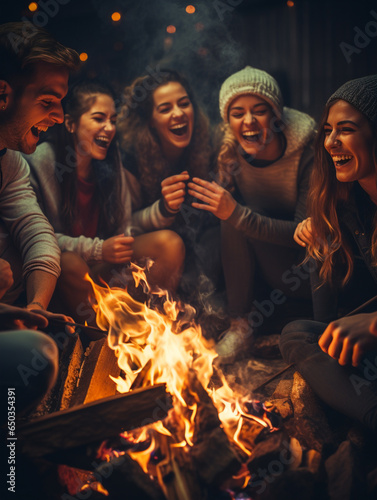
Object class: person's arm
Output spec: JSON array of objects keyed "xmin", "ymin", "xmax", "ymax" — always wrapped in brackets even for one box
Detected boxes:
[
  {"xmin": 126, "ymin": 171, "xmax": 182, "ymax": 235},
  {"xmin": 188, "ymin": 180, "xmax": 304, "ymax": 248},
  {"xmin": 131, "ymin": 200, "xmax": 176, "ymax": 234},
  {"xmin": 0, "ymin": 302, "xmax": 48, "ymax": 330},
  {"xmin": 0, "ymin": 258, "xmax": 13, "ymax": 300},
  {"xmin": 189, "ymin": 143, "xmax": 314, "ymax": 248},
  {"xmin": 25, "ymin": 269, "xmax": 57, "ymax": 310},
  {"xmin": 23, "ymin": 270, "xmax": 75, "ymax": 332},
  {"xmin": 118, "ymin": 151, "xmax": 183, "ymax": 234},
  {"xmin": 0, "ymin": 151, "xmax": 61, "ymax": 281},
  {"xmin": 55, "ymin": 233, "xmax": 104, "ymax": 262}
]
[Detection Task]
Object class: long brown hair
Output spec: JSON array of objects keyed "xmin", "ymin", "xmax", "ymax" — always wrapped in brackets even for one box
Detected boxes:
[
  {"xmin": 52, "ymin": 79, "xmax": 124, "ymax": 238},
  {"xmin": 307, "ymin": 99, "xmax": 377, "ymax": 285},
  {"xmin": 117, "ymin": 69, "xmax": 212, "ymax": 204}
]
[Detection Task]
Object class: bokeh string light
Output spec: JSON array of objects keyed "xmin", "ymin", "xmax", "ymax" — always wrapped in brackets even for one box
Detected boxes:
[
  {"xmin": 111, "ymin": 12, "xmax": 121, "ymax": 22},
  {"xmin": 28, "ymin": 2, "xmax": 38, "ymax": 12},
  {"xmin": 166, "ymin": 25, "xmax": 176, "ymax": 34}
]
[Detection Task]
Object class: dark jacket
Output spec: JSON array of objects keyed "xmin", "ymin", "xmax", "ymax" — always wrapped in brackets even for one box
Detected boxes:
[{"xmin": 312, "ymin": 183, "xmax": 377, "ymax": 322}]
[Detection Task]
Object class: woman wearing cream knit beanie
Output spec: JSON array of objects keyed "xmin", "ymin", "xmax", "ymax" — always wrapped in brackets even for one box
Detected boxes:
[
  {"xmin": 188, "ymin": 65, "xmax": 316, "ymax": 364},
  {"xmin": 219, "ymin": 66, "xmax": 284, "ymax": 122}
]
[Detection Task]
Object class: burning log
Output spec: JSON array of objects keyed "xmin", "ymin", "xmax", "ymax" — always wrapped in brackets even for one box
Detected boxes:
[
  {"xmin": 184, "ymin": 370, "xmax": 242, "ymax": 486},
  {"xmin": 247, "ymin": 468, "xmax": 322, "ymax": 500},
  {"xmin": 70, "ymin": 337, "xmax": 121, "ymax": 406},
  {"xmin": 247, "ymin": 431, "xmax": 299, "ymax": 475},
  {"xmin": 97, "ymin": 454, "xmax": 165, "ymax": 500},
  {"xmin": 18, "ymin": 384, "xmax": 171, "ymax": 458},
  {"xmin": 155, "ymin": 434, "xmax": 201, "ymax": 500}
]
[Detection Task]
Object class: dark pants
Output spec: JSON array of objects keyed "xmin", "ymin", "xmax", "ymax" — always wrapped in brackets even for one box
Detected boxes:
[
  {"xmin": 280, "ymin": 320, "xmax": 377, "ymax": 432},
  {"xmin": 0, "ymin": 329, "xmax": 58, "ymax": 420},
  {"xmin": 221, "ymin": 221, "xmax": 311, "ymax": 316}
]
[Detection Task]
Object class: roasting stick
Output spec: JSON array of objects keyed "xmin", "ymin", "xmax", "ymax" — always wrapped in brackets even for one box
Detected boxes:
[
  {"xmin": 253, "ymin": 293, "xmax": 377, "ymax": 392},
  {"xmin": 47, "ymin": 318, "xmax": 107, "ymax": 337}
]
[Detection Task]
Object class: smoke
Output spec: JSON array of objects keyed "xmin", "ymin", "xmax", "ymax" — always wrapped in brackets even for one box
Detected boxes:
[{"xmin": 89, "ymin": 0, "xmax": 248, "ymax": 123}]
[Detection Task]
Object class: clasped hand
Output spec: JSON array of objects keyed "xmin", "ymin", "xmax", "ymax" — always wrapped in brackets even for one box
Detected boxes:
[
  {"xmin": 294, "ymin": 217, "xmax": 316, "ymax": 247},
  {"xmin": 188, "ymin": 177, "xmax": 237, "ymax": 220},
  {"xmin": 0, "ymin": 303, "xmax": 75, "ymax": 334},
  {"xmin": 319, "ymin": 313, "xmax": 377, "ymax": 367},
  {"xmin": 161, "ymin": 171, "xmax": 190, "ymax": 213},
  {"xmin": 102, "ymin": 234, "xmax": 135, "ymax": 263}
]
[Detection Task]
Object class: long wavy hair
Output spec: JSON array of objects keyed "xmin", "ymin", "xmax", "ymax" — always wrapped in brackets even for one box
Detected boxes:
[
  {"xmin": 307, "ymin": 99, "xmax": 377, "ymax": 285},
  {"xmin": 52, "ymin": 79, "xmax": 124, "ymax": 238},
  {"xmin": 216, "ymin": 122, "xmax": 242, "ymax": 191},
  {"xmin": 117, "ymin": 69, "xmax": 212, "ymax": 204}
]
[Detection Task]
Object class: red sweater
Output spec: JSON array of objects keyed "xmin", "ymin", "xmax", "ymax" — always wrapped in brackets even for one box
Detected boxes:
[{"xmin": 71, "ymin": 176, "xmax": 99, "ymax": 238}]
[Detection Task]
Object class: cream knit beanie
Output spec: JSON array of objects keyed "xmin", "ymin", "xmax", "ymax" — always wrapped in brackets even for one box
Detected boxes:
[{"xmin": 219, "ymin": 66, "xmax": 283, "ymax": 122}]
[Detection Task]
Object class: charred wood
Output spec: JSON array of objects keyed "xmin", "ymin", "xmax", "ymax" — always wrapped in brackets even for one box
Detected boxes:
[{"xmin": 18, "ymin": 384, "xmax": 171, "ymax": 458}]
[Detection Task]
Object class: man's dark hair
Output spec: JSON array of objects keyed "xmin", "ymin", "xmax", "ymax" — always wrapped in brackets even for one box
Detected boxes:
[{"xmin": 0, "ymin": 21, "xmax": 80, "ymax": 84}]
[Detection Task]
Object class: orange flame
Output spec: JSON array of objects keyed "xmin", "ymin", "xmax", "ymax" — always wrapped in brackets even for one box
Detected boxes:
[{"xmin": 86, "ymin": 264, "xmax": 275, "ymax": 472}]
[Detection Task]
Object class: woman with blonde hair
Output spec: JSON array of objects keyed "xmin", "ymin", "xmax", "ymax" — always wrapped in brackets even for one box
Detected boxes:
[
  {"xmin": 188, "ymin": 66, "xmax": 316, "ymax": 362},
  {"xmin": 280, "ymin": 75, "xmax": 377, "ymax": 432}
]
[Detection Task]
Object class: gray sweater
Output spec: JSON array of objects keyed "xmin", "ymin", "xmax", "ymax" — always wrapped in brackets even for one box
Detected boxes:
[
  {"xmin": 26, "ymin": 142, "xmax": 175, "ymax": 262},
  {"xmin": 0, "ymin": 149, "xmax": 60, "ymax": 280},
  {"xmin": 227, "ymin": 107, "xmax": 316, "ymax": 247}
]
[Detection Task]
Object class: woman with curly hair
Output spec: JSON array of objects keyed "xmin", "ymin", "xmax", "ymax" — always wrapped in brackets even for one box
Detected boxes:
[
  {"xmin": 188, "ymin": 66, "xmax": 316, "ymax": 362},
  {"xmin": 118, "ymin": 69, "xmax": 217, "ymax": 302},
  {"xmin": 280, "ymin": 75, "xmax": 377, "ymax": 432},
  {"xmin": 25, "ymin": 79, "xmax": 185, "ymax": 325}
]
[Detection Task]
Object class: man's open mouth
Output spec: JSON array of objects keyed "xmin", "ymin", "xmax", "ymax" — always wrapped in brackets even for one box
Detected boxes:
[{"xmin": 31, "ymin": 125, "xmax": 48, "ymax": 138}]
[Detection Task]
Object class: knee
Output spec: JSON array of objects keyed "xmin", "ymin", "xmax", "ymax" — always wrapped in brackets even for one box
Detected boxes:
[
  {"xmin": 280, "ymin": 320, "xmax": 312, "ymax": 362},
  {"xmin": 60, "ymin": 252, "xmax": 89, "ymax": 283},
  {"xmin": 0, "ymin": 260, "xmax": 14, "ymax": 295},
  {"xmin": 154, "ymin": 230, "xmax": 185, "ymax": 263},
  {"xmin": 280, "ymin": 319, "xmax": 324, "ymax": 364},
  {"xmin": 0, "ymin": 330, "xmax": 58, "ymax": 415}
]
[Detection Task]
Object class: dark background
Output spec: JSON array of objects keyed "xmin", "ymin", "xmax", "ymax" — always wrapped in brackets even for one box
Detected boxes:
[{"xmin": 1, "ymin": 0, "xmax": 376, "ymax": 123}]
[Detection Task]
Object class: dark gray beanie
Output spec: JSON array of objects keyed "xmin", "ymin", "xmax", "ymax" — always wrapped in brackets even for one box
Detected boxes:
[{"xmin": 327, "ymin": 75, "xmax": 377, "ymax": 126}]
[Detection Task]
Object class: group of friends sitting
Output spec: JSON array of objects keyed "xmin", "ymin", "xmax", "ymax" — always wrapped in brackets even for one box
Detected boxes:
[{"xmin": 1, "ymin": 22, "xmax": 377, "ymax": 435}]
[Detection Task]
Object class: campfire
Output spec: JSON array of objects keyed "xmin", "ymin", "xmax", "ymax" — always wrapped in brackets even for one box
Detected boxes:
[
  {"xmin": 84, "ymin": 262, "xmax": 278, "ymax": 498},
  {"xmin": 17, "ymin": 263, "xmax": 376, "ymax": 500}
]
